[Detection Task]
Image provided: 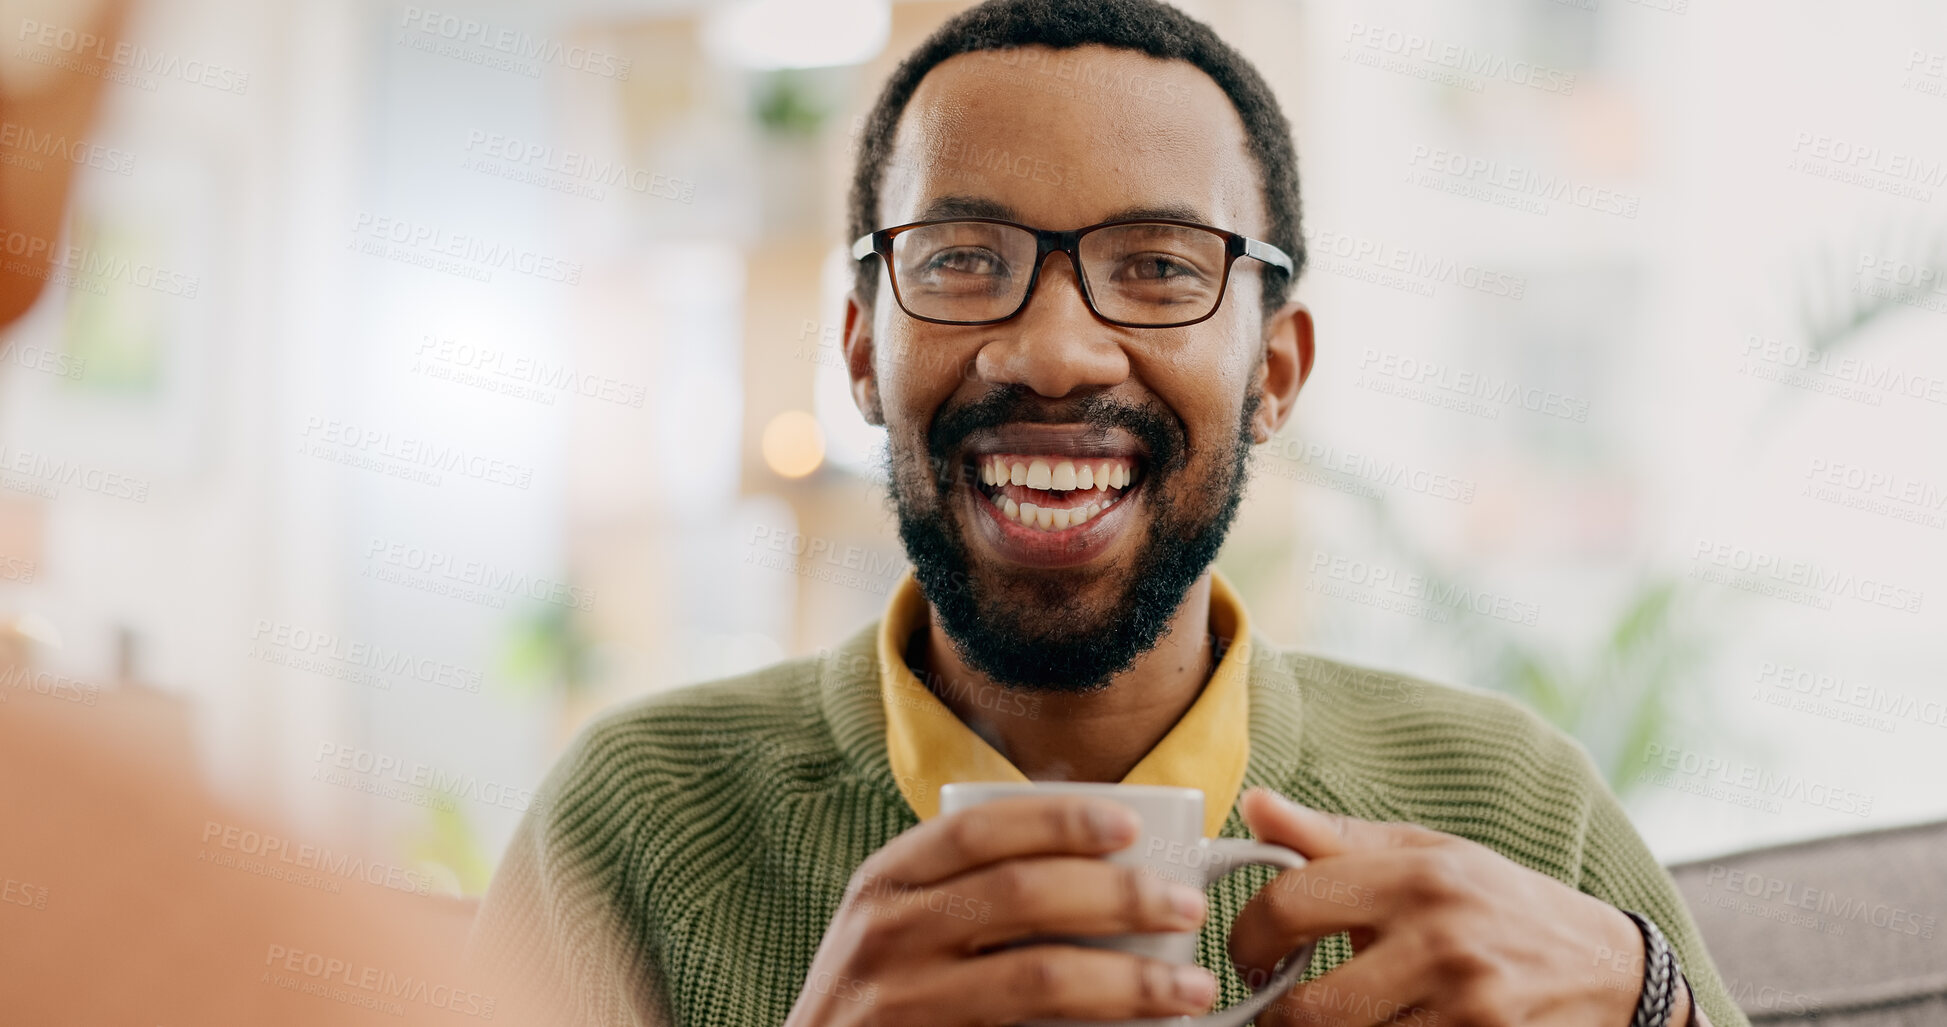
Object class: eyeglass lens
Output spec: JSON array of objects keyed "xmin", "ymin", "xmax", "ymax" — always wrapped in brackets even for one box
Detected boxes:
[{"xmin": 889, "ymin": 221, "xmax": 1229, "ymax": 325}]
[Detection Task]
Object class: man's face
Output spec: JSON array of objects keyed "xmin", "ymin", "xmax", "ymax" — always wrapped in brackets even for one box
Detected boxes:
[{"xmin": 851, "ymin": 44, "xmax": 1298, "ymax": 692}]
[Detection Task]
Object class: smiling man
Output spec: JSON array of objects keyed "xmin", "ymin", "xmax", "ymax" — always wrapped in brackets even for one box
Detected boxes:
[{"xmin": 472, "ymin": 2, "xmax": 1745, "ymax": 1025}]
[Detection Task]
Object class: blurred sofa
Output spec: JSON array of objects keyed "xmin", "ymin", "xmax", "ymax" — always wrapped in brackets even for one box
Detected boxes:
[{"xmin": 1666, "ymin": 820, "xmax": 1947, "ymax": 1024}]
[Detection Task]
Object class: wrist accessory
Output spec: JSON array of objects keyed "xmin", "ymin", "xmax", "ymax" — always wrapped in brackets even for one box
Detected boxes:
[{"xmin": 1621, "ymin": 909, "xmax": 1683, "ymax": 1027}]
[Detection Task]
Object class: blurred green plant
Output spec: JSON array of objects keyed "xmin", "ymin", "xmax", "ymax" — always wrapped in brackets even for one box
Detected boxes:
[
  {"xmin": 502, "ymin": 601, "xmax": 597, "ymax": 701},
  {"xmin": 752, "ymin": 69, "xmax": 830, "ymax": 137},
  {"xmin": 406, "ymin": 802, "xmax": 493, "ymax": 897}
]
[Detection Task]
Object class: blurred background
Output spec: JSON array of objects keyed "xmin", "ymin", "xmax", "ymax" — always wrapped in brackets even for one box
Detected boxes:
[{"xmin": 2, "ymin": 0, "xmax": 1943, "ymax": 903}]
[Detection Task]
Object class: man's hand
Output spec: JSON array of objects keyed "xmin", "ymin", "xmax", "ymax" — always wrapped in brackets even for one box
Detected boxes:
[
  {"xmin": 1230, "ymin": 787, "xmax": 1706, "ymax": 1027},
  {"xmin": 784, "ymin": 795, "xmax": 1220, "ymax": 1026}
]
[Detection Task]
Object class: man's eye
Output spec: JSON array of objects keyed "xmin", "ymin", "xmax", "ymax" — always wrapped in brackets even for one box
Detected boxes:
[
  {"xmin": 1118, "ymin": 254, "xmax": 1201, "ymax": 281},
  {"xmin": 924, "ymin": 248, "xmax": 1009, "ymax": 276}
]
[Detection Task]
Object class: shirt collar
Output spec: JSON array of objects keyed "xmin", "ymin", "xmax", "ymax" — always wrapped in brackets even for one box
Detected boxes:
[{"xmin": 877, "ymin": 569, "xmax": 1252, "ymax": 838}]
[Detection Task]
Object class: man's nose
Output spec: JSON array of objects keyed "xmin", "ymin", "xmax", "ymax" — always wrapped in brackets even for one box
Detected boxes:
[{"xmin": 972, "ymin": 249, "xmax": 1131, "ymax": 397}]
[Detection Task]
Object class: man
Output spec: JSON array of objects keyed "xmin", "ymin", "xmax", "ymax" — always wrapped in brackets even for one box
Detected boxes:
[{"xmin": 473, "ymin": 1, "xmax": 1745, "ymax": 1024}]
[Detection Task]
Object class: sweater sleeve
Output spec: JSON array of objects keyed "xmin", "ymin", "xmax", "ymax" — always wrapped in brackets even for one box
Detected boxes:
[
  {"xmin": 1574, "ymin": 758, "xmax": 1751, "ymax": 1027},
  {"xmin": 466, "ymin": 719, "xmax": 673, "ymax": 1027}
]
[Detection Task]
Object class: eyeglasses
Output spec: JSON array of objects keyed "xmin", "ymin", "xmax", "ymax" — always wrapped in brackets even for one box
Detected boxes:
[{"xmin": 850, "ymin": 217, "xmax": 1293, "ymax": 328}]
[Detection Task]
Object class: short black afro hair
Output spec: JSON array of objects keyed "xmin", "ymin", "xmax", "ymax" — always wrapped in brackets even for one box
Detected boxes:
[{"xmin": 846, "ymin": 0, "xmax": 1305, "ymax": 324}]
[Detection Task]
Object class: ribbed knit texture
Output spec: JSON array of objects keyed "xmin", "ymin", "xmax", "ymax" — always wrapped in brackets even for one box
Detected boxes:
[{"xmin": 470, "ymin": 624, "xmax": 1750, "ymax": 1027}]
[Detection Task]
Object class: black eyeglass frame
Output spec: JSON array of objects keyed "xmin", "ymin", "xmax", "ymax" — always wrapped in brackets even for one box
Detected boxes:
[{"xmin": 849, "ymin": 216, "xmax": 1295, "ymax": 329}]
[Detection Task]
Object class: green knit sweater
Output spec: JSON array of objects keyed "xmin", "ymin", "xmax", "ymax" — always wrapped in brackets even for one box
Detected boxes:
[{"xmin": 470, "ymin": 623, "xmax": 1748, "ymax": 1027}]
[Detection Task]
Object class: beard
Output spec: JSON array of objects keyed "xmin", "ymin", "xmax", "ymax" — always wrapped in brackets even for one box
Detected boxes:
[{"xmin": 885, "ymin": 380, "xmax": 1261, "ymax": 694}]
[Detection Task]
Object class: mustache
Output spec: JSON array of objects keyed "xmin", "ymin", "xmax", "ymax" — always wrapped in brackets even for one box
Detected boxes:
[{"xmin": 925, "ymin": 386, "xmax": 1187, "ymax": 482}]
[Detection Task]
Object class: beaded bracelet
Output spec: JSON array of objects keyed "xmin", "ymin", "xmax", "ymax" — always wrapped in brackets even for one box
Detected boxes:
[{"xmin": 1620, "ymin": 910, "xmax": 1681, "ymax": 1027}]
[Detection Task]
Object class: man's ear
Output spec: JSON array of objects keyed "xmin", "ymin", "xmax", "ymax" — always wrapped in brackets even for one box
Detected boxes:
[
  {"xmin": 842, "ymin": 289, "xmax": 884, "ymax": 426},
  {"xmin": 1251, "ymin": 299, "xmax": 1315, "ymax": 443}
]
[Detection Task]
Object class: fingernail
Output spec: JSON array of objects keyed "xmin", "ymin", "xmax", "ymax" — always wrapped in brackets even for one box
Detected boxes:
[
  {"xmin": 1169, "ymin": 885, "xmax": 1207, "ymax": 926},
  {"xmin": 1086, "ymin": 802, "xmax": 1138, "ymax": 843},
  {"xmin": 1173, "ymin": 965, "xmax": 1217, "ymax": 1007}
]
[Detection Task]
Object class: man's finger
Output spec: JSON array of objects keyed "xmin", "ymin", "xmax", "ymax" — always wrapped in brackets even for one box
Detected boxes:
[
  {"xmin": 860, "ymin": 795, "xmax": 1141, "ymax": 886},
  {"xmin": 1239, "ymin": 787, "xmax": 1445, "ymax": 860},
  {"xmin": 1226, "ymin": 851, "xmax": 1389, "ymax": 978},
  {"xmin": 1253, "ymin": 938, "xmax": 1432, "ymax": 1027},
  {"xmin": 931, "ymin": 946, "xmax": 1220, "ymax": 1025}
]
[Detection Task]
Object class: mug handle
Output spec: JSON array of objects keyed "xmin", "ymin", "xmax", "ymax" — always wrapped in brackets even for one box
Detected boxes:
[{"xmin": 1185, "ymin": 837, "xmax": 1319, "ymax": 1027}]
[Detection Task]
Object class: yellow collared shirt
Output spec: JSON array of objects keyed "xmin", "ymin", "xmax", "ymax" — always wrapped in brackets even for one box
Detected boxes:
[{"xmin": 877, "ymin": 569, "xmax": 1252, "ymax": 838}]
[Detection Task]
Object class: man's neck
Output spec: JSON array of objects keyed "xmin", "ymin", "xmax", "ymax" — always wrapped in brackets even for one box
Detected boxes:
[{"xmin": 911, "ymin": 574, "xmax": 1218, "ymax": 783}]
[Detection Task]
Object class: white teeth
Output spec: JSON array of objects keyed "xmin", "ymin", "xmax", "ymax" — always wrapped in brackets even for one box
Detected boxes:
[
  {"xmin": 1076, "ymin": 464, "xmax": 1094, "ymax": 490},
  {"xmin": 985, "ymin": 488, "xmax": 1118, "ymax": 531},
  {"xmin": 1112, "ymin": 464, "xmax": 1128, "ymax": 489},
  {"xmin": 1026, "ymin": 459, "xmax": 1052, "ymax": 490},
  {"xmin": 981, "ymin": 461, "xmax": 995, "ymax": 486},
  {"xmin": 1051, "ymin": 461, "xmax": 1077, "ymax": 490},
  {"xmin": 1010, "ymin": 462, "xmax": 1027, "ymax": 486}
]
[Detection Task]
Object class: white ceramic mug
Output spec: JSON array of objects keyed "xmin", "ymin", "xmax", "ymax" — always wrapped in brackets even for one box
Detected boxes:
[{"xmin": 939, "ymin": 781, "xmax": 1317, "ymax": 1027}]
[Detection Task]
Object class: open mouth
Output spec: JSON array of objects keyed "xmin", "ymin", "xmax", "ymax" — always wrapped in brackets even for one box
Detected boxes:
[{"xmin": 970, "ymin": 454, "xmax": 1143, "ymax": 531}]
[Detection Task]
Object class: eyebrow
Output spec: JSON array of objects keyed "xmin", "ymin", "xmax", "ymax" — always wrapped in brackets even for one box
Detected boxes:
[{"xmin": 913, "ymin": 194, "xmax": 1214, "ymax": 227}]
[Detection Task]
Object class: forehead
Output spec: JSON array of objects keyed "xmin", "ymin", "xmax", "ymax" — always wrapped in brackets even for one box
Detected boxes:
[{"xmin": 879, "ymin": 43, "xmax": 1263, "ymax": 233}]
